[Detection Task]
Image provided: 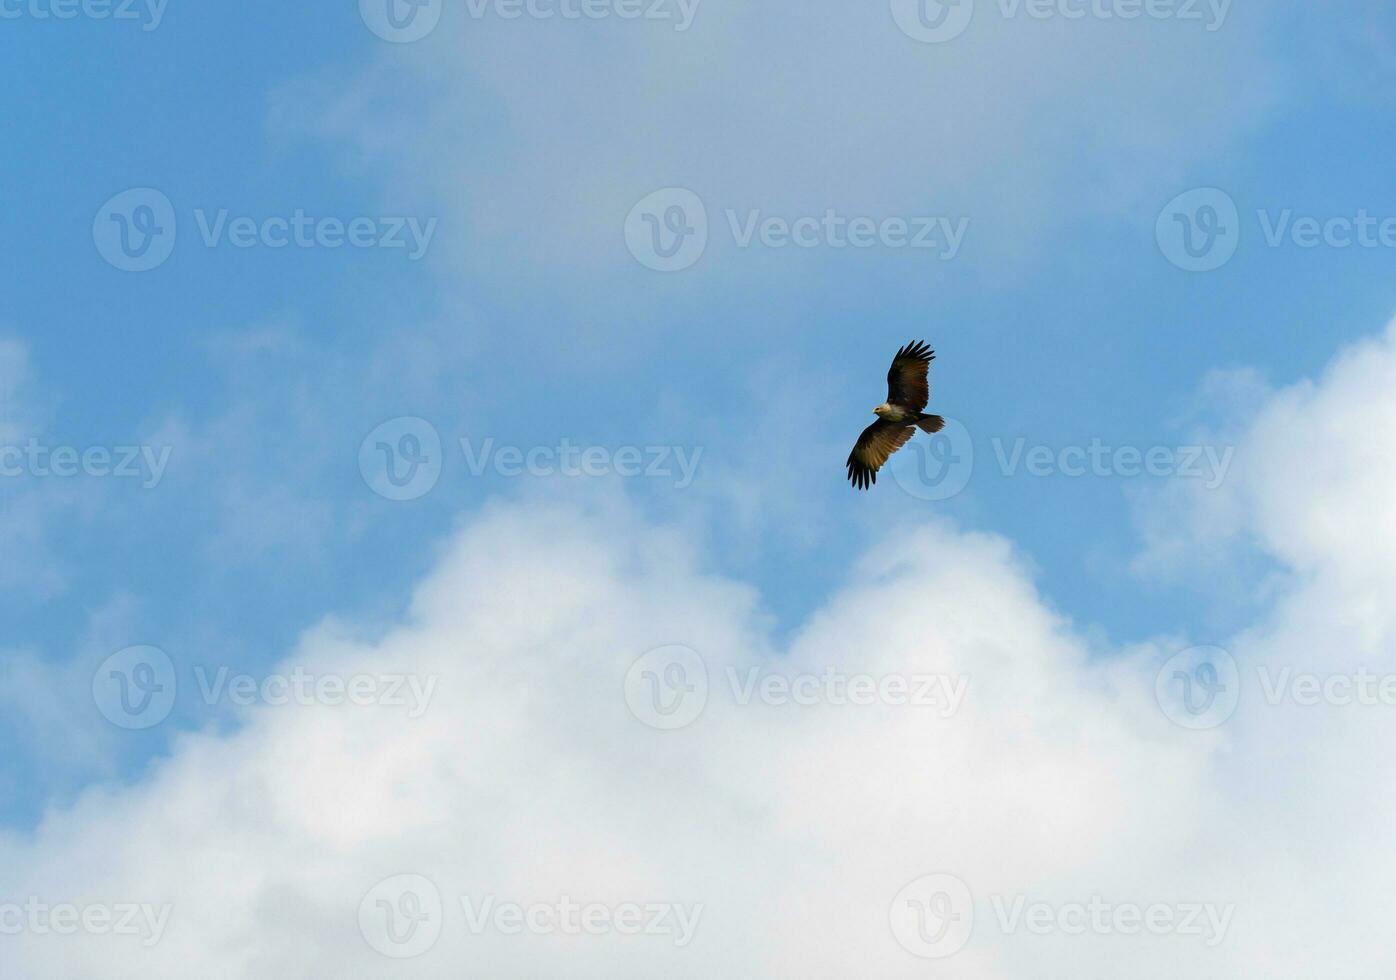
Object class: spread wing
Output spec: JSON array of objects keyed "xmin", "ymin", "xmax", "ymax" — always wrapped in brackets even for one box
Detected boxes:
[
  {"xmin": 846, "ymin": 420, "xmax": 914, "ymax": 490},
  {"xmin": 886, "ymin": 340, "xmax": 935, "ymax": 412}
]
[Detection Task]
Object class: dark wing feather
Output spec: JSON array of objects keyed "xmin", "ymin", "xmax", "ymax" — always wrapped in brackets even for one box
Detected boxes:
[
  {"xmin": 886, "ymin": 340, "xmax": 935, "ymax": 412},
  {"xmin": 846, "ymin": 420, "xmax": 915, "ymax": 490}
]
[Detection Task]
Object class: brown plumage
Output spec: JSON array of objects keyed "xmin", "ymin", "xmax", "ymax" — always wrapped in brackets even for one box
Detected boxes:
[{"xmin": 846, "ymin": 340, "xmax": 946, "ymax": 490}]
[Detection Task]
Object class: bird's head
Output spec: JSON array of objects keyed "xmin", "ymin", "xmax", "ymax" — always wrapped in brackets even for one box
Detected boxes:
[{"xmin": 872, "ymin": 403, "xmax": 891, "ymax": 417}]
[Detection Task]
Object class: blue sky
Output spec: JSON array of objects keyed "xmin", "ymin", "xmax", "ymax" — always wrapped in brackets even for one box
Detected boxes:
[{"xmin": 2, "ymin": 0, "xmax": 1396, "ymax": 904}]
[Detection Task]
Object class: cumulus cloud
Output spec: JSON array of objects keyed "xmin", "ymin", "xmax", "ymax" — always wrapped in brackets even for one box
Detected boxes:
[
  {"xmin": 6, "ymin": 317, "xmax": 1396, "ymax": 976},
  {"xmin": 1135, "ymin": 318, "xmax": 1396, "ymax": 586}
]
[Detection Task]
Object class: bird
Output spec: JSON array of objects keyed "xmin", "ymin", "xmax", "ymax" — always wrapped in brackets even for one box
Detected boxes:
[{"xmin": 846, "ymin": 340, "xmax": 945, "ymax": 490}]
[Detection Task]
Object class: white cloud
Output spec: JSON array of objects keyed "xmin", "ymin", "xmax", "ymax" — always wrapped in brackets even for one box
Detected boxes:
[
  {"xmin": 8, "ymin": 317, "xmax": 1396, "ymax": 976},
  {"xmin": 1136, "ymin": 318, "xmax": 1396, "ymax": 586},
  {"xmin": 276, "ymin": 0, "xmax": 1285, "ymax": 328}
]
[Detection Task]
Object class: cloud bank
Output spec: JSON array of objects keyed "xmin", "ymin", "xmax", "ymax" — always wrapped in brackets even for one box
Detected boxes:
[{"xmin": 5, "ymin": 320, "xmax": 1396, "ymax": 976}]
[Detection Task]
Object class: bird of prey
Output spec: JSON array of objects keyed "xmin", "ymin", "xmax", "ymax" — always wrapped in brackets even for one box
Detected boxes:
[{"xmin": 846, "ymin": 341, "xmax": 945, "ymax": 490}]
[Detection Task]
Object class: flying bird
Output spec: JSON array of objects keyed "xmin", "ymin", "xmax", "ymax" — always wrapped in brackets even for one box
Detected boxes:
[{"xmin": 846, "ymin": 340, "xmax": 945, "ymax": 490}]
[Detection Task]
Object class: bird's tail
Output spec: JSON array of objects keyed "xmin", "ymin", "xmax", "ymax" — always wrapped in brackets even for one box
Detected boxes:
[{"xmin": 916, "ymin": 414, "xmax": 945, "ymax": 434}]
